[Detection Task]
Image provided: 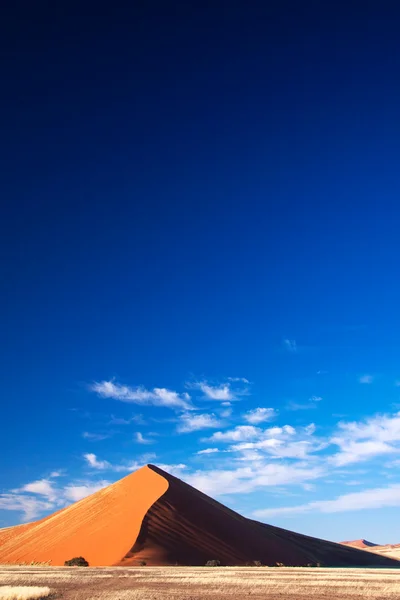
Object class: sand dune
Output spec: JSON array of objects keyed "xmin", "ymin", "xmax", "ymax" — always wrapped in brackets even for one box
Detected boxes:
[
  {"xmin": 0, "ymin": 465, "xmax": 167, "ymax": 566},
  {"xmin": 1, "ymin": 465, "xmax": 399, "ymax": 567},
  {"xmin": 341, "ymin": 539, "xmax": 400, "ymax": 561},
  {"xmin": 341, "ymin": 539, "xmax": 379, "ymax": 549}
]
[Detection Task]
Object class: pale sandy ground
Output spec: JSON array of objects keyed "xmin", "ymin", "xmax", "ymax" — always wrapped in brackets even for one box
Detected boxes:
[
  {"xmin": 365, "ymin": 547, "xmax": 400, "ymax": 561},
  {"xmin": 2, "ymin": 566, "xmax": 400, "ymax": 599}
]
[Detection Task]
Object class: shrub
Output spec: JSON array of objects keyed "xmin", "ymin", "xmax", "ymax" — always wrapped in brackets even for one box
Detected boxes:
[
  {"xmin": 64, "ymin": 556, "xmax": 89, "ymax": 567},
  {"xmin": 139, "ymin": 560, "xmax": 147, "ymax": 566},
  {"xmin": 0, "ymin": 586, "xmax": 51, "ymax": 600},
  {"xmin": 205, "ymin": 560, "xmax": 221, "ymax": 567}
]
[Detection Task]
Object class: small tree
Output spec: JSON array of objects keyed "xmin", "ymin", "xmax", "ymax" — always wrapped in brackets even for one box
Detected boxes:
[
  {"xmin": 205, "ymin": 560, "xmax": 221, "ymax": 567},
  {"xmin": 64, "ymin": 556, "xmax": 89, "ymax": 567},
  {"xmin": 139, "ymin": 560, "xmax": 147, "ymax": 566}
]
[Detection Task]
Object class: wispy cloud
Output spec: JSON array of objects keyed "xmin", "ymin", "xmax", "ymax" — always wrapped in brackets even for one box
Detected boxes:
[
  {"xmin": 199, "ymin": 383, "xmax": 233, "ymax": 400},
  {"xmin": 82, "ymin": 431, "xmax": 111, "ymax": 441},
  {"xmin": 196, "ymin": 448, "xmax": 220, "ymax": 455},
  {"xmin": 220, "ymin": 407, "xmax": 232, "ymax": 418},
  {"xmin": 282, "ymin": 339, "xmax": 297, "ymax": 352},
  {"xmin": 18, "ymin": 479, "xmax": 57, "ymax": 503},
  {"xmin": 329, "ymin": 411, "xmax": 400, "ymax": 466},
  {"xmin": 177, "ymin": 413, "xmax": 222, "ymax": 433},
  {"xmin": 253, "ymin": 484, "xmax": 400, "ymax": 518},
  {"xmin": 244, "ymin": 407, "xmax": 277, "ymax": 424},
  {"xmin": 0, "ymin": 494, "xmax": 54, "ymax": 522},
  {"xmin": 359, "ymin": 374, "xmax": 373, "ymax": 384},
  {"xmin": 206, "ymin": 425, "xmax": 262, "ymax": 442},
  {"xmin": 286, "ymin": 396, "xmax": 322, "ymax": 411},
  {"xmin": 63, "ymin": 480, "xmax": 111, "ymax": 502},
  {"xmin": 185, "ymin": 463, "xmax": 323, "ymax": 496},
  {"xmin": 91, "ymin": 380, "xmax": 192, "ymax": 410},
  {"xmin": 83, "ymin": 453, "xmax": 111, "ymax": 470},
  {"xmin": 187, "ymin": 378, "xmax": 250, "ymax": 402},
  {"xmin": 5, "ymin": 476, "xmax": 111, "ymax": 521},
  {"xmin": 109, "ymin": 414, "xmax": 146, "ymax": 425},
  {"xmin": 134, "ymin": 432, "xmax": 153, "ymax": 444}
]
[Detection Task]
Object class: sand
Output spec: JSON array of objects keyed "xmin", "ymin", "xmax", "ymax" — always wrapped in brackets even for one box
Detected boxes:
[
  {"xmin": 341, "ymin": 539, "xmax": 378, "ymax": 549},
  {"xmin": 341, "ymin": 540, "xmax": 400, "ymax": 561},
  {"xmin": 2, "ymin": 566, "xmax": 400, "ymax": 600},
  {"xmin": 0, "ymin": 465, "xmax": 167, "ymax": 566},
  {"xmin": 0, "ymin": 464, "xmax": 399, "ymax": 567}
]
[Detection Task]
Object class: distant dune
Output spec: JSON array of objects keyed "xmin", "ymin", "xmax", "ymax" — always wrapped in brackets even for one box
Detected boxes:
[
  {"xmin": 341, "ymin": 539, "xmax": 379, "ymax": 549},
  {"xmin": 1, "ymin": 465, "xmax": 399, "ymax": 567},
  {"xmin": 341, "ymin": 539, "xmax": 400, "ymax": 561}
]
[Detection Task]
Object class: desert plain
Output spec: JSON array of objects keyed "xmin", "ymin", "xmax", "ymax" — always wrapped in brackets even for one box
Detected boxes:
[{"xmin": 3, "ymin": 565, "xmax": 400, "ymax": 600}]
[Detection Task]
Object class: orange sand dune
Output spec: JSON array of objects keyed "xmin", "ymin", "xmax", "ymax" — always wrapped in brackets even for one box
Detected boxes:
[
  {"xmin": 0, "ymin": 465, "xmax": 167, "ymax": 566},
  {"xmin": 1, "ymin": 464, "xmax": 399, "ymax": 567},
  {"xmin": 341, "ymin": 539, "xmax": 379, "ymax": 549}
]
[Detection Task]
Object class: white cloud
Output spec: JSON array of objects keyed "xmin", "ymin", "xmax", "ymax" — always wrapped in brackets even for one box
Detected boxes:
[
  {"xmin": 221, "ymin": 401, "xmax": 232, "ymax": 407},
  {"xmin": 329, "ymin": 440, "xmax": 396, "ymax": 466},
  {"xmin": 3, "ymin": 477, "xmax": 112, "ymax": 521},
  {"xmin": 207, "ymin": 425, "xmax": 262, "ymax": 442},
  {"xmin": 18, "ymin": 479, "xmax": 57, "ymax": 503},
  {"xmin": 253, "ymin": 484, "xmax": 400, "ymax": 518},
  {"xmin": 283, "ymin": 339, "xmax": 297, "ymax": 352},
  {"xmin": 185, "ymin": 463, "xmax": 323, "ymax": 496},
  {"xmin": 134, "ymin": 432, "xmax": 153, "ymax": 444},
  {"xmin": 200, "ymin": 384, "xmax": 233, "ymax": 401},
  {"xmin": 220, "ymin": 408, "xmax": 232, "ymax": 418},
  {"xmin": 196, "ymin": 448, "xmax": 220, "ymax": 455},
  {"xmin": 329, "ymin": 411, "xmax": 400, "ymax": 466},
  {"xmin": 91, "ymin": 380, "xmax": 192, "ymax": 410},
  {"xmin": 109, "ymin": 414, "xmax": 146, "ymax": 425},
  {"xmin": 244, "ymin": 408, "xmax": 277, "ymax": 424},
  {"xmin": 0, "ymin": 493, "xmax": 54, "ymax": 522},
  {"xmin": 188, "ymin": 378, "xmax": 249, "ymax": 401},
  {"xmin": 83, "ymin": 453, "xmax": 111, "ymax": 470},
  {"xmin": 82, "ymin": 432, "xmax": 110, "ymax": 441},
  {"xmin": 359, "ymin": 374, "xmax": 373, "ymax": 384},
  {"xmin": 286, "ymin": 396, "xmax": 322, "ymax": 411},
  {"xmin": 177, "ymin": 413, "xmax": 222, "ymax": 433},
  {"xmin": 206, "ymin": 424, "xmax": 298, "ymax": 445},
  {"xmin": 63, "ymin": 480, "xmax": 111, "ymax": 502},
  {"xmin": 154, "ymin": 463, "xmax": 187, "ymax": 477}
]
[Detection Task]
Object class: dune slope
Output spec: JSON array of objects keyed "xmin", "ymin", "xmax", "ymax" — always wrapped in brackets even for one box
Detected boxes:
[
  {"xmin": 1, "ymin": 464, "xmax": 399, "ymax": 567},
  {"xmin": 0, "ymin": 465, "xmax": 168, "ymax": 566},
  {"xmin": 119, "ymin": 465, "xmax": 398, "ymax": 567}
]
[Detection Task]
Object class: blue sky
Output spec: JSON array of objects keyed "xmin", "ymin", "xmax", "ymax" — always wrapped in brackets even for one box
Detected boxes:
[{"xmin": 2, "ymin": 1, "xmax": 400, "ymax": 543}]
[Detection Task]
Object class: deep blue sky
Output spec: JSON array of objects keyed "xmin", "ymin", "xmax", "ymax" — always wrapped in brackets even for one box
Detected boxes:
[{"xmin": 2, "ymin": 1, "xmax": 400, "ymax": 543}]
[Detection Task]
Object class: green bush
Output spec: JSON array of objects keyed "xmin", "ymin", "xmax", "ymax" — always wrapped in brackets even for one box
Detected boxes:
[
  {"xmin": 64, "ymin": 556, "xmax": 89, "ymax": 567},
  {"xmin": 205, "ymin": 560, "xmax": 221, "ymax": 567}
]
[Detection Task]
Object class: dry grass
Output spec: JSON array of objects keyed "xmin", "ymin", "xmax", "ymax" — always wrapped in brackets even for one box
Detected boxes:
[
  {"xmin": 0, "ymin": 587, "xmax": 51, "ymax": 600},
  {"xmin": 1, "ymin": 566, "xmax": 400, "ymax": 599}
]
